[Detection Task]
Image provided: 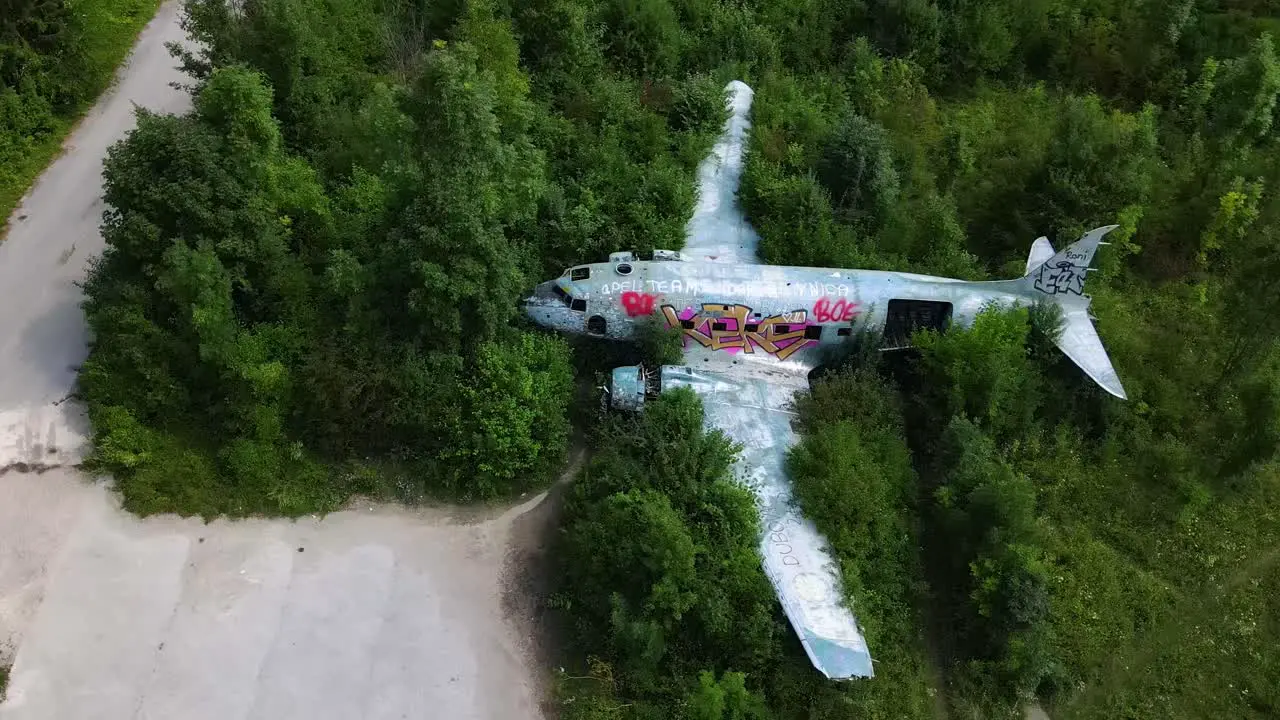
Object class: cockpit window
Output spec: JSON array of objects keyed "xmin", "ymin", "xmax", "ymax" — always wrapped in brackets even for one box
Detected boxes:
[
  {"xmin": 553, "ymin": 285, "xmax": 573, "ymax": 307},
  {"xmin": 571, "ymin": 267, "xmax": 591, "ymax": 280}
]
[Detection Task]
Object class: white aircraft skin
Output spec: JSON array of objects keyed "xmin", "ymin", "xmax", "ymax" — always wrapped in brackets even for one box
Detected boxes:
[
  {"xmin": 525, "ymin": 235, "xmax": 1127, "ymax": 399},
  {"xmin": 523, "ymin": 80, "xmax": 1127, "ymax": 681}
]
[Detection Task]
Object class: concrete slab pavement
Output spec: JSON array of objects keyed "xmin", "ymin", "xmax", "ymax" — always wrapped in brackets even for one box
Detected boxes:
[{"xmin": 0, "ymin": 4, "xmax": 553, "ymax": 718}]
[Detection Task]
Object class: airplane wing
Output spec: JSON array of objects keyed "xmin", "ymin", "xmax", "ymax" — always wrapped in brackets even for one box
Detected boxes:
[
  {"xmin": 660, "ymin": 363, "xmax": 874, "ymax": 679},
  {"xmin": 681, "ymin": 81, "xmax": 763, "ymax": 265}
]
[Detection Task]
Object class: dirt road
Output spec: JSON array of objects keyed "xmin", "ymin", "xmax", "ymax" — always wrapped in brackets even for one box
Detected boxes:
[{"xmin": 0, "ymin": 4, "xmax": 552, "ymax": 718}]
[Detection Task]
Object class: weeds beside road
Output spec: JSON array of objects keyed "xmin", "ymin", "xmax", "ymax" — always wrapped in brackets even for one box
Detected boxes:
[{"xmin": 2, "ymin": 0, "xmax": 162, "ymax": 230}]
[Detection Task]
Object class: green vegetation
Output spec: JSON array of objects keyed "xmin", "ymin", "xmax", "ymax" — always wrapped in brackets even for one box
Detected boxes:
[
  {"xmin": 555, "ymin": 390, "xmax": 777, "ymax": 718},
  {"xmin": 80, "ymin": 0, "xmax": 1280, "ymax": 716},
  {"xmin": 1, "ymin": 0, "xmax": 162, "ymax": 225},
  {"xmin": 731, "ymin": 2, "xmax": 1280, "ymax": 715},
  {"xmin": 555, "ymin": 387, "xmax": 936, "ymax": 719},
  {"xmin": 636, "ymin": 314, "xmax": 686, "ymax": 366},
  {"xmin": 865, "ymin": 302, "xmax": 1280, "ymax": 718},
  {"xmin": 80, "ymin": 0, "xmax": 733, "ymax": 515}
]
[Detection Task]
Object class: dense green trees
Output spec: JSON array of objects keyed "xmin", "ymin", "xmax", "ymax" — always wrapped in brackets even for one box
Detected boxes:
[
  {"xmin": 80, "ymin": 0, "xmax": 737, "ymax": 515},
  {"xmin": 80, "ymin": 0, "xmax": 1280, "ymax": 716},
  {"xmin": 732, "ymin": 0, "xmax": 1280, "ymax": 715},
  {"xmin": 880, "ymin": 299, "xmax": 1280, "ymax": 717},
  {"xmin": 83, "ymin": 41, "xmax": 576, "ymax": 512}
]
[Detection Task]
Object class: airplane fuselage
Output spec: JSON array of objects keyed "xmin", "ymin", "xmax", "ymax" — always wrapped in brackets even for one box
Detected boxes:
[{"xmin": 525, "ymin": 256, "xmax": 1034, "ymax": 372}]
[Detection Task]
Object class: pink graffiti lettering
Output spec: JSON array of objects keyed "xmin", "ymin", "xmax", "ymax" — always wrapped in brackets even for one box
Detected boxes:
[
  {"xmin": 621, "ymin": 291, "xmax": 657, "ymax": 317},
  {"xmin": 813, "ymin": 297, "xmax": 861, "ymax": 323}
]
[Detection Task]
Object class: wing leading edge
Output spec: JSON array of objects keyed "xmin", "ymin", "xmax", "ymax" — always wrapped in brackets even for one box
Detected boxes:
[{"xmin": 659, "ymin": 364, "xmax": 874, "ymax": 679}]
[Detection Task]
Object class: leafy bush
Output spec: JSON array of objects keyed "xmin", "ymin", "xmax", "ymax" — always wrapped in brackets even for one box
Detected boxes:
[
  {"xmin": 635, "ymin": 314, "xmax": 685, "ymax": 366},
  {"xmin": 818, "ymin": 114, "xmax": 900, "ymax": 230},
  {"xmin": 744, "ymin": 163, "xmax": 860, "ymax": 268},
  {"xmin": 932, "ymin": 416, "xmax": 1052, "ymax": 694},
  {"xmin": 912, "ymin": 304, "xmax": 1040, "ymax": 442},
  {"xmin": 556, "ymin": 390, "xmax": 778, "ymax": 713},
  {"xmin": 600, "ymin": 0, "xmax": 682, "ymax": 77},
  {"xmin": 444, "ymin": 332, "xmax": 574, "ymax": 498}
]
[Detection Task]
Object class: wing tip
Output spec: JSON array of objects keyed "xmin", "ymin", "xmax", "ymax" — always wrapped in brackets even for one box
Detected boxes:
[{"xmin": 802, "ymin": 632, "xmax": 875, "ymax": 680}]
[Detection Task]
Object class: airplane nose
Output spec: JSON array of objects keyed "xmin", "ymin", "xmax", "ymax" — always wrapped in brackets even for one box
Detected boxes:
[
  {"xmin": 522, "ymin": 282, "xmax": 556, "ymax": 326},
  {"xmin": 527, "ymin": 281, "xmax": 558, "ymax": 304},
  {"xmin": 524, "ymin": 282, "xmax": 547, "ymax": 305}
]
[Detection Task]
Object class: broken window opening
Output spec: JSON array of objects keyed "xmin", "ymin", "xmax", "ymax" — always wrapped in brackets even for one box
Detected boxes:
[
  {"xmin": 571, "ymin": 298, "xmax": 587, "ymax": 312},
  {"xmin": 571, "ymin": 267, "xmax": 591, "ymax": 281},
  {"xmin": 804, "ymin": 325, "xmax": 822, "ymax": 340},
  {"xmin": 883, "ymin": 299, "xmax": 952, "ymax": 348},
  {"xmin": 587, "ymin": 315, "xmax": 607, "ymax": 335}
]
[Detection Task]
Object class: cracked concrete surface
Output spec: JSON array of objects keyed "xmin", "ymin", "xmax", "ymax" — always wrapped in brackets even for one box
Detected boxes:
[{"xmin": 0, "ymin": 3, "xmax": 552, "ymax": 718}]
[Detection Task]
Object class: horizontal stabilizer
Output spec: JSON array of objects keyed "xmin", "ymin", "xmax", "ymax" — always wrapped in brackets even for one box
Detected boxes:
[
  {"xmin": 1058, "ymin": 307, "xmax": 1127, "ymax": 399},
  {"xmin": 1025, "ymin": 225, "xmax": 1117, "ymax": 299}
]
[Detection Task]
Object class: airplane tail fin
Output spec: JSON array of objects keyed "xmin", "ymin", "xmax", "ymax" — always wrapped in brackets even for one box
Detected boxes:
[
  {"xmin": 1025, "ymin": 236, "xmax": 1056, "ymax": 274},
  {"xmin": 1019, "ymin": 225, "xmax": 1127, "ymax": 400}
]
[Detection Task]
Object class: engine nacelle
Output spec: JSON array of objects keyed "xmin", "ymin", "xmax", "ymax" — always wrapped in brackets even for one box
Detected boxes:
[{"xmin": 609, "ymin": 365, "xmax": 650, "ymax": 411}]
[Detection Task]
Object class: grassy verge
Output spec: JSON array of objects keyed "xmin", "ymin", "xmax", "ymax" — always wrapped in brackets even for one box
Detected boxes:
[{"xmin": 0, "ymin": 0, "xmax": 162, "ymax": 231}]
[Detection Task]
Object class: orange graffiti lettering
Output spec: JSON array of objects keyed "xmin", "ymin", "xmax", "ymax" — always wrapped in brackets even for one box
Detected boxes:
[{"xmin": 662, "ymin": 303, "xmax": 816, "ymax": 361}]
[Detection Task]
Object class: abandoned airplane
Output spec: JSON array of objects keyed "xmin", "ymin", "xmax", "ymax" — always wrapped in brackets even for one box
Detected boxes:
[{"xmin": 523, "ymin": 81, "xmax": 1126, "ymax": 680}]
